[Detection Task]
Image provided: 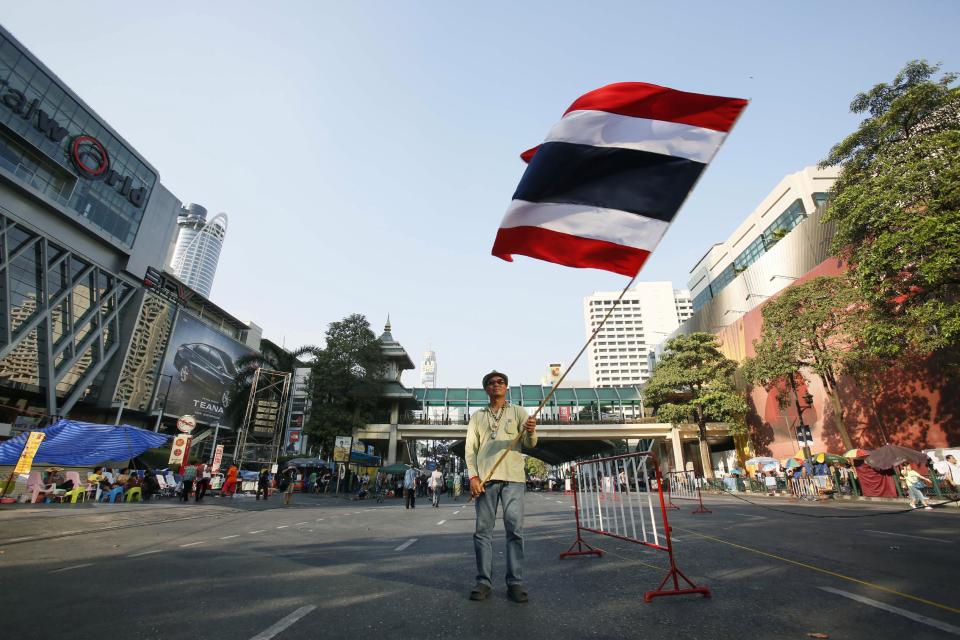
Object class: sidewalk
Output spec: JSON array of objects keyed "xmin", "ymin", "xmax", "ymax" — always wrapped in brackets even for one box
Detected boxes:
[{"xmin": 699, "ymin": 486, "xmax": 960, "ymax": 508}]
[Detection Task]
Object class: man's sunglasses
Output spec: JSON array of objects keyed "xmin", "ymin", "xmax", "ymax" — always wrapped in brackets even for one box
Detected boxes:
[{"xmin": 485, "ymin": 379, "xmax": 507, "ymax": 386}]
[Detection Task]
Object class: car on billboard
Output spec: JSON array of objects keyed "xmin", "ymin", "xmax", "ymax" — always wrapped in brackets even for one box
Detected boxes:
[{"xmin": 173, "ymin": 342, "xmax": 237, "ymax": 407}]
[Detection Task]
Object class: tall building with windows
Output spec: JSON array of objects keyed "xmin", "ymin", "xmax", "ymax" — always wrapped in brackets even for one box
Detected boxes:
[
  {"xmin": 688, "ymin": 166, "xmax": 839, "ymax": 313},
  {"xmin": 168, "ymin": 203, "xmax": 227, "ymax": 298},
  {"xmin": 420, "ymin": 348, "xmax": 437, "ymax": 388},
  {"xmin": 583, "ymin": 282, "xmax": 692, "ymax": 387}
]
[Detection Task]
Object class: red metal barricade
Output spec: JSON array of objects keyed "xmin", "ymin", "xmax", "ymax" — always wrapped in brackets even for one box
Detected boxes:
[
  {"xmin": 666, "ymin": 471, "xmax": 712, "ymax": 514},
  {"xmin": 560, "ymin": 451, "xmax": 711, "ymax": 602}
]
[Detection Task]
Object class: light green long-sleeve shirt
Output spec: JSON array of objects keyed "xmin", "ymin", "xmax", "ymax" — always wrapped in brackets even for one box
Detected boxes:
[{"xmin": 465, "ymin": 403, "xmax": 537, "ymax": 483}]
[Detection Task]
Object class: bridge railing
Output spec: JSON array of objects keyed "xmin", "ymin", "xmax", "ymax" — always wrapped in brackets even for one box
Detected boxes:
[{"xmin": 397, "ymin": 412, "xmax": 661, "ymax": 426}]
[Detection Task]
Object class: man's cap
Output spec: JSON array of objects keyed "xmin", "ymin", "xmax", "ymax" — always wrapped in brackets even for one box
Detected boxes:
[{"xmin": 482, "ymin": 370, "xmax": 508, "ymax": 387}]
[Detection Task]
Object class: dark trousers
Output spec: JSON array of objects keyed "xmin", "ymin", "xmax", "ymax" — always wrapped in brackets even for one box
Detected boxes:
[
  {"xmin": 195, "ymin": 479, "xmax": 208, "ymax": 501},
  {"xmin": 257, "ymin": 484, "xmax": 269, "ymax": 500},
  {"xmin": 181, "ymin": 479, "xmax": 194, "ymax": 501},
  {"xmin": 405, "ymin": 488, "xmax": 416, "ymax": 508}
]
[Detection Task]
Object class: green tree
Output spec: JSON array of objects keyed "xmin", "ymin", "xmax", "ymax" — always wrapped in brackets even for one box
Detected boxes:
[
  {"xmin": 743, "ymin": 276, "xmax": 861, "ymax": 451},
  {"xmin": 305, "ymin": 314, "xmax": 387, "ymax": 456},
  {"xmin": 525, "ymin": 456, "xmax": 549, "ymax": 478},
  {"xmin": 821, "ymin": 60, "xmax": 960, "ymax": 365},
  {"xmin": 645, "ymin": 333, "xmax": 748, "ymax": 478}
]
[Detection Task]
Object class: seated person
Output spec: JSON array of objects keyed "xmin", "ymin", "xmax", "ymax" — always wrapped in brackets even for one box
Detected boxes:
[{"xmin": 114, "ymin": 468, "xmax": 130, "ymax": 488}]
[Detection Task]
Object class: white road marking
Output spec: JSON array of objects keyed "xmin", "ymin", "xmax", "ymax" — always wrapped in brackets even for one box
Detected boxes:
[
  {"xmin": 127, "ymin": 549, "xmax": 163, "ymax": 558},
  {"xmin": 394, "ymin": 538, "xmax": 418, "ymax": 551},
  {"xmin": 864, "ymin": 530, "xmax": 951, "ymax": 543},
  {"xmin": 220, "ymin": 535, "xmax": 240, "ymax": 540},
  {"xmin": 249, "ymin": 530, "xmax": 267, "ymax": 534},
  {"xmin": 437, "ymin": 520, "xmax": 447, "ymax": 525},
  {"xmin": 5, "ymin": 536, "xmax": 34, "ymax": 543},
  {"xmin": 50, "ymin": 563, "xmax": 93, "ymax": 573},
  {"xmin": 179, "ymin": 541, "xmax": 205, "ymax": 547},
  {"xmin": 249, "ymin": 605, "xmax": 317, "ymax": 640},
  {"xmin": 295, "ymin": 522, "xmax": 308, "ymax": 526},
  {"xmin": 316, "ymin": 518, "xmax": 324, "ymax": 521},
  {"xmin": 819, "ymin": 587, "xmax": 960, "ymax": 635},
  {"xmin": 453, "ymin": 511, "xmax": 460, "ymax": 515},
  {"xmin": 276, "ymin": 525, "xmax": 289, "ymax": 529},
  {"xmin": 735, "ymin": 513, "xmax": 766, "ymax": 519},
  {"xmin": 556, "ymin": 500, "xmax": 563, "ymax": 503}
]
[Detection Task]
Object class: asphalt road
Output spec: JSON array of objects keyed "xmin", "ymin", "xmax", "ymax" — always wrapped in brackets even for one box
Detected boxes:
[{"xmin": 1, "ymin": 491, "xmax": 958, "ymax": 639}]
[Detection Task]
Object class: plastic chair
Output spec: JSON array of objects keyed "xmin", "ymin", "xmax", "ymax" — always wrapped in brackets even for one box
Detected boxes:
[
  {"xmin": 100, "ymin": 486, "xmax": 124, "ymax": 503},
  {"xmin": 124, "ymin": 487, "xmax": 142, "ymax": 503},
  {"xmin": 61, "ymin": 485, "xmax": 87, "ymax": 504}
]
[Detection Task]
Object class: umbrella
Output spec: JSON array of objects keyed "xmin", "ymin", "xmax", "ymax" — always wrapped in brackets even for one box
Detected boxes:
[
  {"xmin": 783, "ymin": 457, "xmax": 804, "ymax": 470},
  {"xmin": 813, "ymin": 453, "xmax": 847, "ymax": 465},
  {"xmin": 865, "ymin": 444, "xmax": 926, "ymax": 470},
  {"xmin": 843, "ymin": 448, "xmax": 871, "ymax": 459},
  {"xmin": 380, "ymin": 463, "xmax": 411, "ymax": 474}
]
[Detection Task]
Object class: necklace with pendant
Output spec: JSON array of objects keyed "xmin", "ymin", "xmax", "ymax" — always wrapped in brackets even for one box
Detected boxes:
[{"xmin": 488, "ymin": 404, "xmax": 506, "ymax": 439}]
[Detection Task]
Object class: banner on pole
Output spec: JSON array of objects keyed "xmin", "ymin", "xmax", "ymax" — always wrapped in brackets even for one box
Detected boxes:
[
  {"xmin": 13, "ymin": 431, "xmax": 45, "ymax": 475},
  {"xmin": 168, "ymin": 434, "xmax": 192, "ymax": 467},
  {"xmin": 211, "ymin": 445, "xmax": 224, "ymax": 474},
  {"xmin": 333, "ymin": 436, "xmax": 352, "ymax": 463}
]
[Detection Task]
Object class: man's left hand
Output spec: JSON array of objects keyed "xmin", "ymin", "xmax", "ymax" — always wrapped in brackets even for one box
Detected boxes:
[{"xmin": 524, "ymin": 417, "xmax": 537, "ymax": 433}]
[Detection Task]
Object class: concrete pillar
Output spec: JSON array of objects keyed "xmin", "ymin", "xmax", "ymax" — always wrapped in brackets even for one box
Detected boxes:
[
  {"xmin": 670, "ymin": 426, "xmax": 685, "ymax": 472},
  {"xmin": 390, "ymin": 400, "xmax": 400, "ymax": 424},
  {"xmin": 388, "ymin": 424, "xmax": 398, "ymax": 464}
]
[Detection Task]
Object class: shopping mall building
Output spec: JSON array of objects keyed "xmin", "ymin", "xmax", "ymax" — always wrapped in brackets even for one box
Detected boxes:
[{"xmin": 0, "ymin": 25, "xmax": 260, "ymax": 437}]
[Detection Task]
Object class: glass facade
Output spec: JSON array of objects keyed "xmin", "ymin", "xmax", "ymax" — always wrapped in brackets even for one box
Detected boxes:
[
  {"xmin": 0, "ymin": 32, "xmax": 157, "ymax": 249},
  {"xmin": 0, "ymin": 205, "xmax": 136, "ymax": 405},
  {"xmin": 692, "ymin": 198, "xmax": 808, "ymax": 311}
]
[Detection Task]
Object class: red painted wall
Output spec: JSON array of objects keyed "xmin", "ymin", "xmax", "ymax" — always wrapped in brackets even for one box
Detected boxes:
[{"xmin": 725, "ymin": 258, "xmax": 959, "ymax": 457}]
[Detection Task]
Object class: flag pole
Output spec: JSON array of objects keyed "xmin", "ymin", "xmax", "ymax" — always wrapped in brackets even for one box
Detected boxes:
[{"xmin": 476, "ymin": 270, "xmax": 642, "ymax": 491}]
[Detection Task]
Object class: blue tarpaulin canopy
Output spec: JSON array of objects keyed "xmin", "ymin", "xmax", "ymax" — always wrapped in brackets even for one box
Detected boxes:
[
  {"xmin": 0, "ymin": 420, "xmax": 171, "ymax": 466},
  {"xmin": 349, "ymin": 451, "xmax": 381, "ymax": 466}
]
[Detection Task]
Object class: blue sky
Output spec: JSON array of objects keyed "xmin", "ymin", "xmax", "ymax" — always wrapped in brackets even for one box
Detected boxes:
[{"xmin": 4, "ymin": 1, "xmax": 958, "ymax": 386}]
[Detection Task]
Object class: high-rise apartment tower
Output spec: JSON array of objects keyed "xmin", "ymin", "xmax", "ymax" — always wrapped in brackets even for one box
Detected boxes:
[
  {"xmin": 169, "ymin": 203, "xmax": 227, "ymax": 298},
  {"xmin": 583, "ymin": 282, "xmax": 693, "ymax": 387}
]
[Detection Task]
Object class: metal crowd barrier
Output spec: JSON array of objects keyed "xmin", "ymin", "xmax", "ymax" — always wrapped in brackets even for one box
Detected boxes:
[
  {"xmin": 560, "ymin": 451, "xmax": 711, "ymax": 603},
  {"xmin": 664, "ymin": 471, "xmax": 711, "ymax": 514}
]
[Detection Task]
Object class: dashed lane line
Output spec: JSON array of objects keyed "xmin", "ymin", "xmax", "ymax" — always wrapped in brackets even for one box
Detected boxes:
[
  {"xmin": 220, "ymin": 535, "xmax": 240, "ymax": 540},
  {"xmin": 127, "ymin": 549, "xmax": 163, "ymax": 558},
  {"xmin": 819, "ymin": 587, "xmax": 960, "ymax": 635},
  {"xmin": 250, "ymin": 605, "xmax": 316, "ymax": 640},
  {"xmin": 249, "ymin": 530, "xmax": 267, "ymax": 534},
  {"xmin": 50, "ymin": 563, "xmax": 93, "ymax": 573},
  {"xmin": 394, "ymin": 538, "xmax": 418, "ymax": 551},
  {"xmin": 437, "ymin": 520, "xmax": 447, "ymax": 525},
  {"xmin": 453, "ymin": 511, "xmax": 460, "ymax": 515},
  {"xmin": 294, "ymin": 522, "xmax": 308, "ymax": 526},
  {"xmin": 276, "ymin": 525, "xmax": 289, "ymax": 529},
  {"xmin": 179, "ymin": 541, "xmax": 206, "ymax": 547}
]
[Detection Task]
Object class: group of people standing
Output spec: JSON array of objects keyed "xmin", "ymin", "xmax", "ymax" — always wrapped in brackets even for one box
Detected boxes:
[{"xmin": 401, "ymin": 466, "xmax": 453, "ymax": 508}]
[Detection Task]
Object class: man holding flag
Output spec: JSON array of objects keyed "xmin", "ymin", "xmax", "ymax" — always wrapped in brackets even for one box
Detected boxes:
[
  {"xmin": 472, "ymin": 81, "xmax": 745, "ymax": 603},
  {"xmin": 466, "ymin": 370, "xmax": 538, "ymax": 603}
]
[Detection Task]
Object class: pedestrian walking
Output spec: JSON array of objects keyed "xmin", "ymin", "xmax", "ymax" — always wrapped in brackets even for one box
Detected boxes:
[
  {"xmin": 902, "ymin": 462, "xmax": 933, "ymax": 510},
  {"xmin": 180, "ymin": 463, "xmax": 197, "ymax": 502},
  {"xmin": 256, "ymin": 467, "xmax": 271, "ymax": 501},
  {"xmin": 466, "ymin": 370, "xmax": 538, "ymax": 603},
  {"xmin": 281, "ymin": 466, "xmax": 297, "ymax": 506},
  {"xmin": 195, "ymin": 463, "xmax": 211, "ymax": 502},
  {"xmin": 404, "ymin": 465, "xmax": 418, "ymax": 509},
  {"xmin": 221, "ymin": 465, "xmax": 238, "ymax": 497},
  {"xmin": 430, "ymin": 468, "xmax": 443, "ymax": 507}
]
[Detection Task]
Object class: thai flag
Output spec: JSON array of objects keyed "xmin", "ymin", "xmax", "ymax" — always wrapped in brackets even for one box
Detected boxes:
[{"xmin": 492, "ymin": 82, "xmax": 747, "ymax": 276}]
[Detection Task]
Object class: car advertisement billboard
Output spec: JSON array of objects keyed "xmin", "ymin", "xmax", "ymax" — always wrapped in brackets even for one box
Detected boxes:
[{"xmin": 160, "ymin": 312, "xmax": 257, "ymax": 426}]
